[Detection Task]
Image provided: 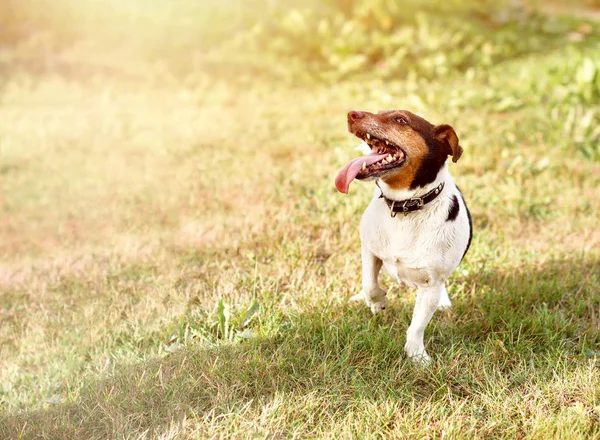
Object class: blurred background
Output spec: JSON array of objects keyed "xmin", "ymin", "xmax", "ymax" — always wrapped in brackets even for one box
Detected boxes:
[
  {"xmin": 2, "ymin": 0, "xmax": 600, "ymax": 82},
  {"xmin": 1, "ymin": 0, "xmax": 599, "ymax": 255},
  {"xmin": 1, "ymin": 0, "xmax": 600, "ymax": 437}
]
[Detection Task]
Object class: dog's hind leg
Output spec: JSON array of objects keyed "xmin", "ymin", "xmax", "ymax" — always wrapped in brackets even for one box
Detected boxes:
[
  {"xmin": 349, "ymin": 244, "xmax": 388, "ymax": 314},
  {"xmin": 437, "ymin": 284, "xmax": 452, "ymax": 310},
  {"xmin": 404, "ymin": 283, "xmax": 444, "ymax": 363}
]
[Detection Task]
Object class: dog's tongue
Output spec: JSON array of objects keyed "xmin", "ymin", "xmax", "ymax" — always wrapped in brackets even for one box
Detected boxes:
[{"xmin": 335, "ymin": 152, "xmax": 388, "ymax": 194}]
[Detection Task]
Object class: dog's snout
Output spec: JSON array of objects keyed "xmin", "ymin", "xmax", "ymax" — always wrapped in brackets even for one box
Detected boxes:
[{"xmin": 348, "ymin": 110, "xmax": 365, "ymax": 121}]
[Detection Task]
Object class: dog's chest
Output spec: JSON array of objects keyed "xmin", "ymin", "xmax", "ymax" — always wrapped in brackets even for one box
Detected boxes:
[{"xmin": 360, "ymin": 198, "xmax": 451, "ymax": 286}]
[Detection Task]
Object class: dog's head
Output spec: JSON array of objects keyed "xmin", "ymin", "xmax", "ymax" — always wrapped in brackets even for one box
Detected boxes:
[{"xmin": 335, "ymin": 110, "xmax": 462, "ymax": 194}]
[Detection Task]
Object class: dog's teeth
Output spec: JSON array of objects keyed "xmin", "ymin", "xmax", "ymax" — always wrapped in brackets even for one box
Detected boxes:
[
  {"xmin": 385, "ymin": 140, "xmax": 390, "ymax": 145},
  {"xmin": 387, "ymin": 154, "xmax": 393, "ymax": 160},
  {"xmin": 361, "ymin": 162, "xmax": 366, "ymax": 171},
  {"xmin": 366, "ymin": 133, "xmax": 371, "ymax": 140}
]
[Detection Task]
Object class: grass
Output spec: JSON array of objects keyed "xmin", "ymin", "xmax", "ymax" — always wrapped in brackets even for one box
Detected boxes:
[{"xmin": 1, "ymin": 0, "xmax": 600, "ymax": 438}]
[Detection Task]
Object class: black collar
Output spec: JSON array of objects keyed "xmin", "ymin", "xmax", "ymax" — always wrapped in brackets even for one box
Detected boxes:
[{"xmin": 376, "ymin": 181, "xmax": 445, "ymax": 217}]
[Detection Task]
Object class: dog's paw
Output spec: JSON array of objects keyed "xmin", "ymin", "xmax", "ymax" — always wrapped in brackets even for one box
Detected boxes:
[
  {"xmin": 409, "ymin": 352, "xmax": 432, "ymax": 366},
  {"xmin": 348, "ymin": 291, "xmax": 365, "ymax": 303},
  {"xmin": 367, "ymin": 295, "xmax": 389, "ymax": 315},
  {"xmin": 404, "ymin": 341, "xmax": 431, "ymax": 365},
  {"xmin": 349, "ymin": 289, "xmax": 389, "ymax": 314}
]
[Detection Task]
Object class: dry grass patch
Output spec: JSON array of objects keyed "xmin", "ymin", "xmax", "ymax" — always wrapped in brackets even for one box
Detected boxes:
[{"xmin": 1, "ymin": 1, "xmax": 600, "ymax": 438}]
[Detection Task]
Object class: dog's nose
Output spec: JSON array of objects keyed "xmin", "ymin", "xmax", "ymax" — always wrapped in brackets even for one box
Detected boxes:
[{"xmin": 348, "ymin": 110, "xmax": 364, "ymax": 121}]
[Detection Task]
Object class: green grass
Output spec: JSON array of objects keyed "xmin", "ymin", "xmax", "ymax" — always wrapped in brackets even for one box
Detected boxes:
[{"xmin": 1, "ymin": 0, "xmax": 600, "ymax": 438}]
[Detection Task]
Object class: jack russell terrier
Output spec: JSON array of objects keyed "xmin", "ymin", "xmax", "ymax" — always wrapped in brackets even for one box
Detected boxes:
[{"xmin": 335, "ymin": 109, "xmax": 472, "ymax": 362}]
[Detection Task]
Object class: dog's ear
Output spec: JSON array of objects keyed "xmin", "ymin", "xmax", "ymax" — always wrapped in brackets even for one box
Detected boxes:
[{"xmin": 433, "ymin": 124, "xmax": 463, "ymax": 163}]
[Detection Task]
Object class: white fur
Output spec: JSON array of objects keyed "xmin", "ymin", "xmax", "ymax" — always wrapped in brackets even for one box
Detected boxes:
[{"xmin": 354, "ymin": 164, "xmax": 470, "ymax": 363}]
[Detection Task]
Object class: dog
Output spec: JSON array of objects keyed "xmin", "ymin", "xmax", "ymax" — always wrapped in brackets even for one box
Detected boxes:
[{"xmin": 335, "ymin": 109, "xmax": 472, "ymax": 362}]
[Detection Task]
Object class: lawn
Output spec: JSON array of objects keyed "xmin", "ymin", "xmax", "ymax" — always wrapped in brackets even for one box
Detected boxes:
[{"xmin": 1, "ymin": 0, "xmax": 600, "ymax": 438}]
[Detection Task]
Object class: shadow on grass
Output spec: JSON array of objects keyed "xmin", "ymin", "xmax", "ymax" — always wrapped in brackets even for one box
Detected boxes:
[{"xmin": 1, "ymin": 257, "xmax": 599, "ymax": 438}]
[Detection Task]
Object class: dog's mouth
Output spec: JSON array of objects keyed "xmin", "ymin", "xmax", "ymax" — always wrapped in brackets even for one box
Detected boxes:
[
  {"xmin": 334, "ymin": 130, "xmax": 406, "ymax": 194},
  {"xmin": 354, "ymin": 130, "xmax": 406, "ymax": 178}
]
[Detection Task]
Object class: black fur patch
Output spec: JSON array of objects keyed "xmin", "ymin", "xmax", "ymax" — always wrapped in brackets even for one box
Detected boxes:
[
  {"xmin": 446, "ymin": 195, "xmax": 460, "ymax": 222},
  {"xmin": 457, "ymin": 188, "xmax": 472, "ymax": 262},
  {"xmin": 403, "ymin": 112, "xmax": 448, "ymax": 190}
]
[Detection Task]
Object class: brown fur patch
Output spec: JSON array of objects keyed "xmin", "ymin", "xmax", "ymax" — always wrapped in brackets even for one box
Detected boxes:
[
  {"xmin": 347, "ymin": 110, "xmax": 434, "ymax": 191},
  {"xmin": 381, "ymin": 130, "xmax": 429, "ymax": 190},
  {"xmin": 433, "ymin": 124, "xmax": 463, "ymax": 163}
]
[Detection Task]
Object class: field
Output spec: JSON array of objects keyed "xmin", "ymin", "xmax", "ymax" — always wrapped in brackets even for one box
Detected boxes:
[{"xmin": 1, "ymin": 0, "xmax": 600, "ymax": 438}]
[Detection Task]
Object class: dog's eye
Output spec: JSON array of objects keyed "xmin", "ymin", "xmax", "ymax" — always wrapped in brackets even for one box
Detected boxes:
[{"xmin": 394, "ymin": 116, "xmax": 408, "ymax": 125}]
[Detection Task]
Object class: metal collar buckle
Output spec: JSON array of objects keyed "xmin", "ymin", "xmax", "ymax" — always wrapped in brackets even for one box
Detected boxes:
[
  {"xmin": 390, "ymin": 197, "xmax": 424, "ymax": 217},
  {"xmin": 379, "ymin": 179, "xmax": 444, "ymax": 218},
  {"xmin": 402, "ymin": 198, "xmax": 424, "ymax": 215}
]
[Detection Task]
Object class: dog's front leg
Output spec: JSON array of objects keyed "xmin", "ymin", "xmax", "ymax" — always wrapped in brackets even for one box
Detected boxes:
[
  {"xmin": 350, "ymin": 244, "xmax": 388, "ymax": 314},
  {"xmin": 404, "ymin": 283, "xmax": 444, "ymax": 363}
]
